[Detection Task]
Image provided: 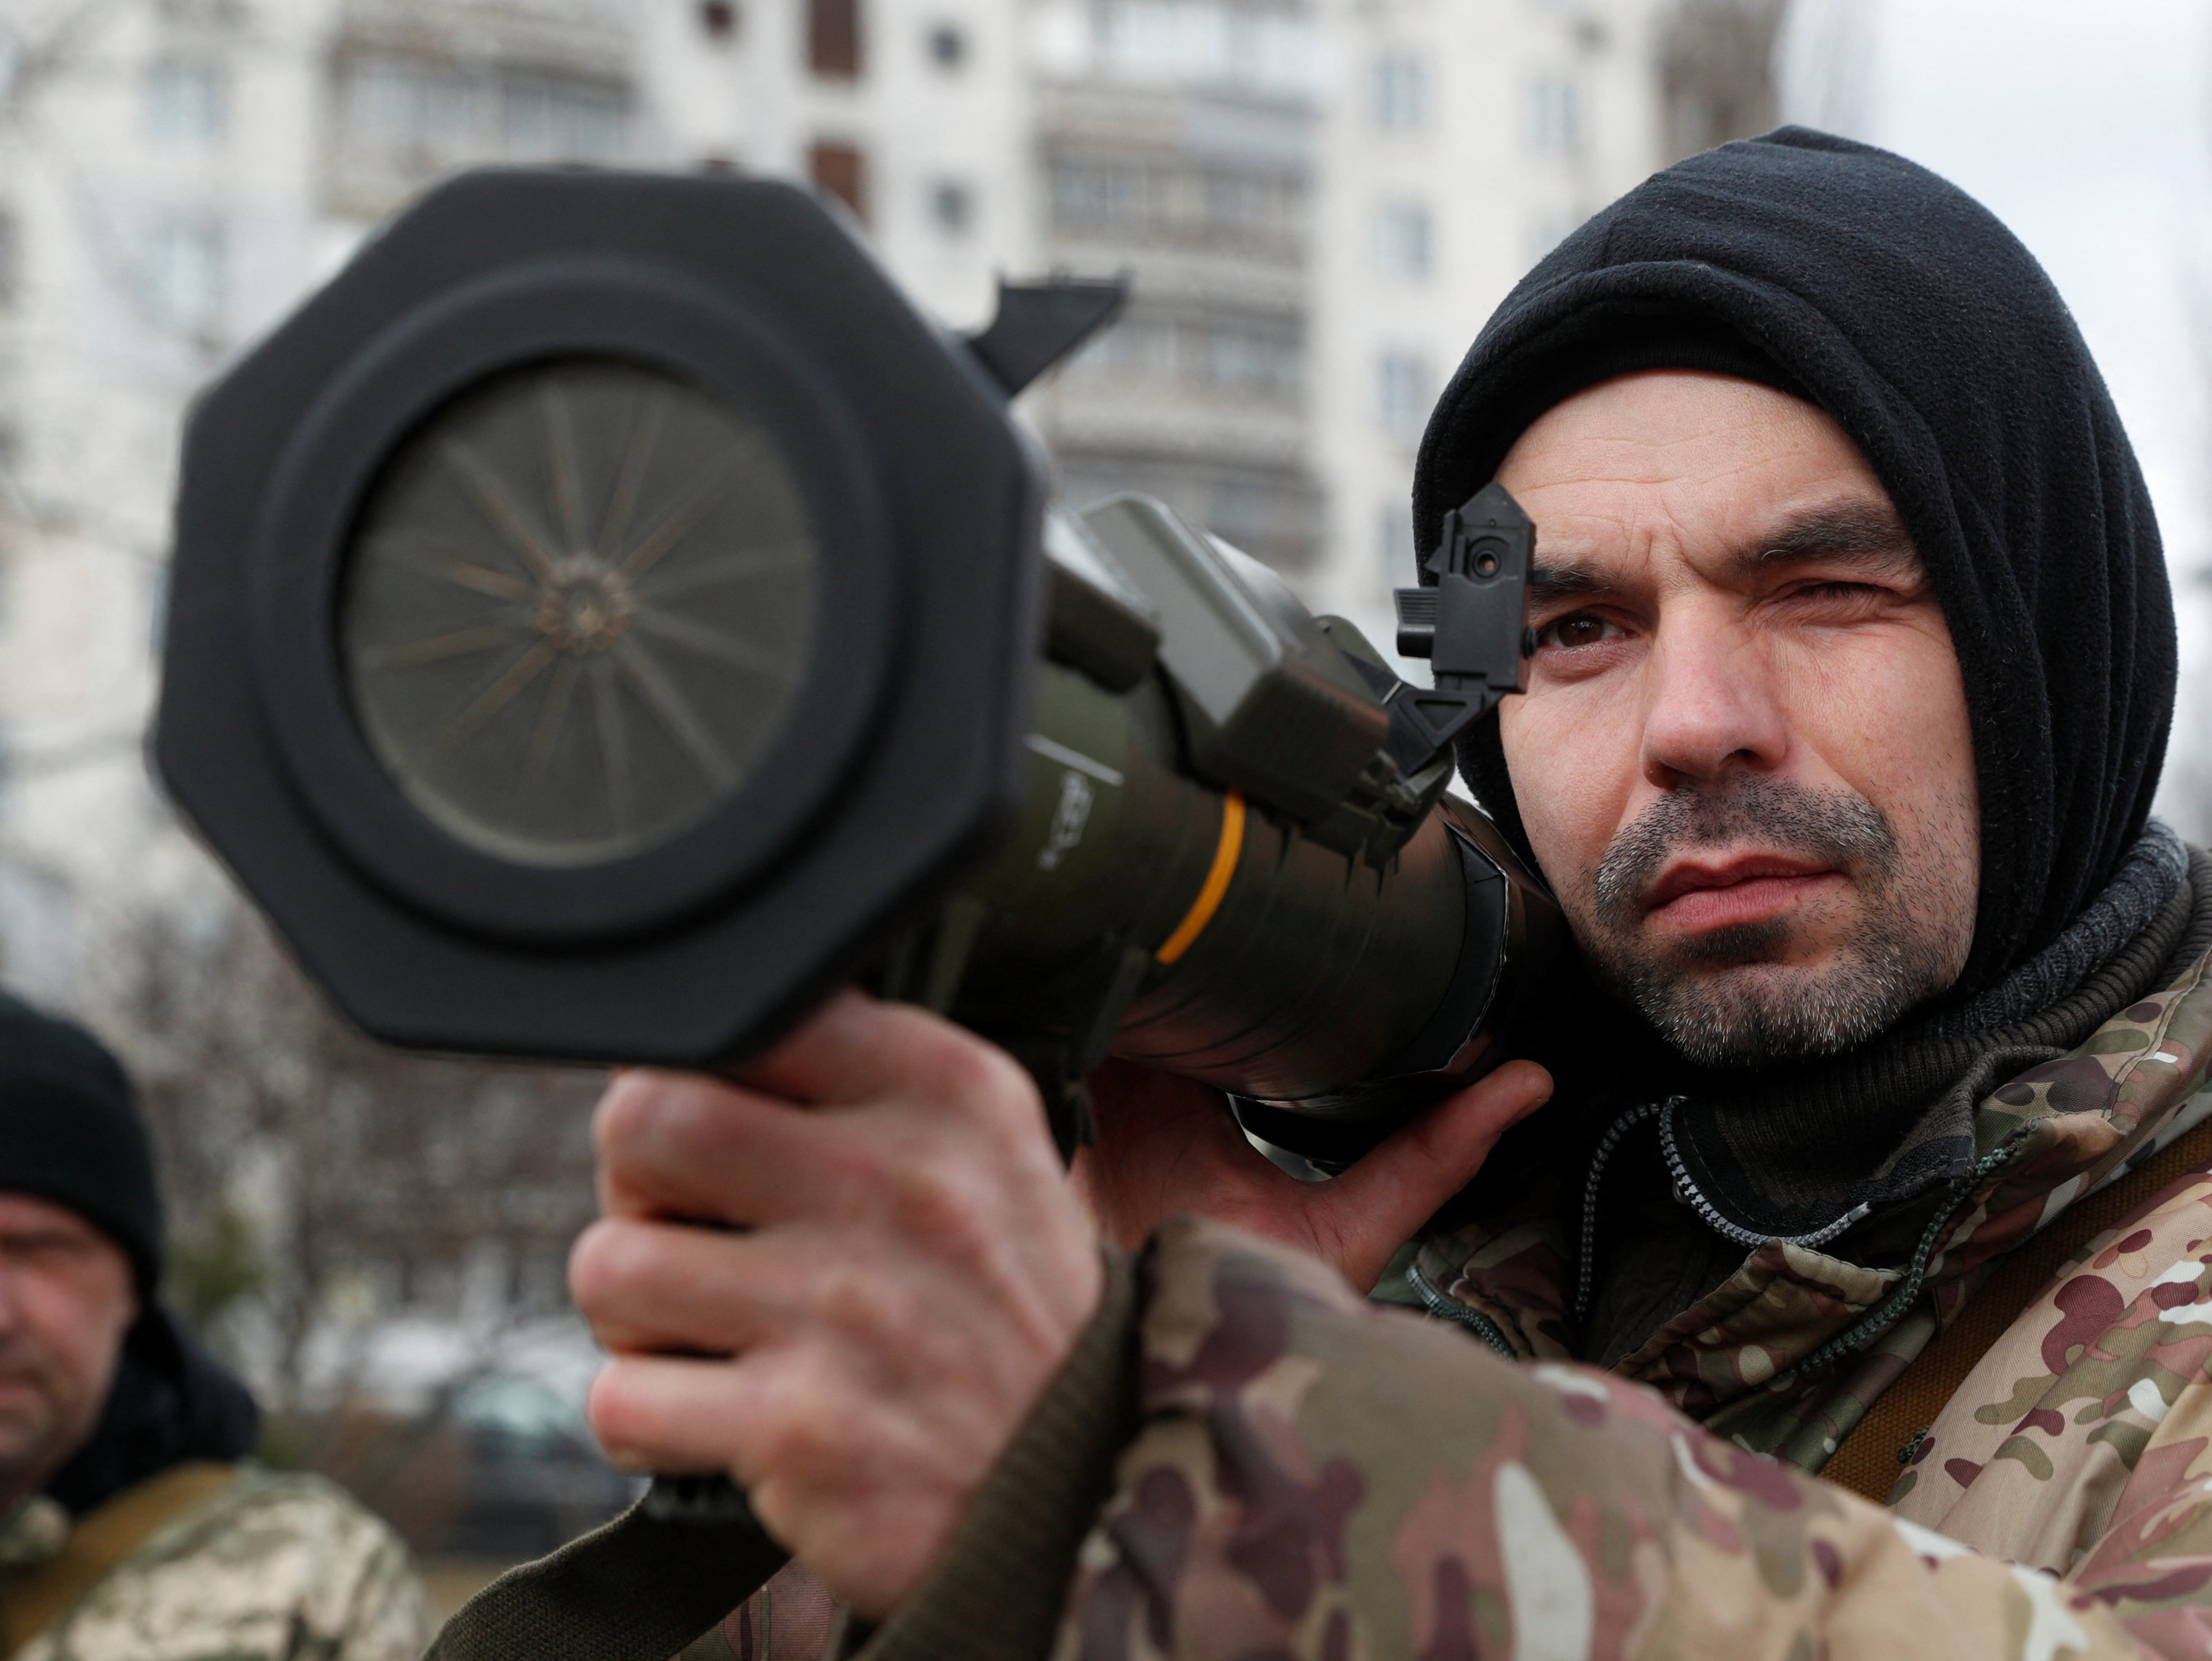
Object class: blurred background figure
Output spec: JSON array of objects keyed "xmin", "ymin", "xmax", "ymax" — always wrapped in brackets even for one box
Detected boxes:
[
  {"xmin": 0, "ymin": 992, "xmax": 428, "ymax": 1658},
  {"xmin": 0, "ymin": 0, "xmax": 2196, "ymax": 1612}
]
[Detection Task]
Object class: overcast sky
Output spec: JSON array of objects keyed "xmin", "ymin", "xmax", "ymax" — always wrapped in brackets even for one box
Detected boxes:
[{"xmin": 1778, "ymin": 0, "xmax": 2212, "ymax": 828}]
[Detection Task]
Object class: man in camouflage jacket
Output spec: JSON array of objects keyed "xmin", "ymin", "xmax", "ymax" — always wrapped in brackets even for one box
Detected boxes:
[
  {"xmin": 558, "ymin": 131, "xmax": 2212, "ymax": 1659},
  {"xmin": 0, "ymin": 994, "xmax": 427, "ymax": 1659}
]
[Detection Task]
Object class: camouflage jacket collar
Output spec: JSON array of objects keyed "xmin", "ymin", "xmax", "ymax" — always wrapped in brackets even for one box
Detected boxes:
[{"xmin": 1413, "ymin": 876, "xmax": 2212, "ymax": 1470}]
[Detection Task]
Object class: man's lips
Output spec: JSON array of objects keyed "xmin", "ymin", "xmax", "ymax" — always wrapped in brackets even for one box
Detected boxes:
[{"xmin": 1642, "ymin": 854, "xmax": 1842, "ymax": 932}]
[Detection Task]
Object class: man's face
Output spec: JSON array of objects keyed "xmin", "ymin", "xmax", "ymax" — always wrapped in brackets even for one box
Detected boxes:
[
  {"xmin": 1495, "ymin": 370, "xmax": 1979, "ymax": 1067},
  {"xmin": 0, "ymin": 1192, "xmax": 134, "ymax": 1503}
]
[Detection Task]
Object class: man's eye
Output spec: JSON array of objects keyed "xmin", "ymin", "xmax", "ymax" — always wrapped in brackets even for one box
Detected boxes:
[{"xmin": 1536, "ymin": 613, "xmax": 1624, "ymax": 650}]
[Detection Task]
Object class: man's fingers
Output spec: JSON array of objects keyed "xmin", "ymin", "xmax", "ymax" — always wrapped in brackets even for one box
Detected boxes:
[
  {"xmin": 594, "ymin": 1069, "xmax": 851, "ymax": 1225},
  {"xmin": 571, "ymin": 1218, "xmax": 817, "ymax": 1354},
  {"xmin": 588, "ymin": 1348, "xmax": 903, "ymax": 1504},
  {"xmin": 735, "ymin": 990, "xmax": 1036, "ymax": 1131},
  {"xmin": 574, "ymin": 990, "xmax": 1107, "ymax": 1623},
  {"xmin": 585, "ymin": 1355, "xmax": 738, "ymax": 1475},
  {"xmin": 598, "ymin": 1001, "xmax": 1055, "ymax": 1227},
  {"xmin": 586, "ymin": 1348, "xmax": 962, "ymax": 1609},
  {"xmin": 571, "ymin": 1217, "xmax": 946, "ymax": 1364},
  {"xmin": 1320, "ymin": 1060, "xmax": 1553, "ymax": 1284}
]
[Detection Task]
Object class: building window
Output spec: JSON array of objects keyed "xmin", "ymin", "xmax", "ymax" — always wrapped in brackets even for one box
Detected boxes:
[
  {"xmin": 810, "ymin": 0, "xmax": 863, "ymax": 78},
  {"xmin": 810, "ymin": 141, "xmax": 868, "ymax": 223},
  {"xmin": 1200, "ymin": 325, "xmax": 1300, "ymax": 401},
  {"xmin": 1529, "ymin": 74, "xmax": 1582, "ymax": 154},
  {"xmin": 929, "ymin": 180, "xmax": 973, "ymax": 235},
  {"xmin": 334, "ymin": 55, "xmax": 629, "ymax": 163},
  {"xmin": 144, "ymin": 214, "xmax": 224, "ymax": 333},
  {"xmin": 501, "ymin": 73, "xmax": 628, "ymax": 159},
  {"xmin": 1092, "ymin": 0, "xmax": 1314, "ymax": 97},
  {"xmin": 338, "ymin": 55, "xmax": 475, "ymax": 148},
  {"xmin": 699, "ymin": 0, "xmax": 739, "ymax": 39},
  {"xmin": 146, "ymin": 56, "xmax": 226, "ymax": 145},
  {"xmin": 1371, "ymin": 53, "xmax": 1424, "ymax": 131},
  {"xmin": 1049, "ymin": 154, "xmax": 1304, "ymax": 257},
  {"xmin": 1377, "ymin": 351, "xmax": 1430, "ymax": 437},
  {"xmin": 1065, "ymin": 310, "xmax": 1302, "ymax": 406},
  {"xmin": 1208, "ymin": 478, "xmax": 1279, "ymax": 553},
  {"xmin": 928, "ymin": 22, "xmax": 966, "ymax": 67},
  {"xmin": 1374, "ymin": 202, "xmax": 1431, "ymax": 280}
]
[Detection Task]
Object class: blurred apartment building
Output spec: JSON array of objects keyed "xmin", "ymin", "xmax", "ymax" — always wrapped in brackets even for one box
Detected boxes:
[
  {"xmin": 0, "ymin": 0, "xmax": 639, "ymax": 993},
  {"xmin": 0, "ymin": 0, "xmax": 1707, "ymax": 1001},
  {"xmin": 644, "ymin": 0, "xmax": 1667, "ymax": 625},
  {"xmin": 1308, "ymin": 0, "xmax": 1661, "ymax": 640}
]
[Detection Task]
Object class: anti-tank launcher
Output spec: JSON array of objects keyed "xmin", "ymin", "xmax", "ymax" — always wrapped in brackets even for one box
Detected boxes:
[{"xmin": 153, "ymin": 167, "xmax": 1566, "ymax": 1174}]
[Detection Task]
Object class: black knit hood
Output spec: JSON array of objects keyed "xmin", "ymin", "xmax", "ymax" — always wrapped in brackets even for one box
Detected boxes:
[{"xmin": 1419, "ymin": 127, "xmax": 2177, "ymax": 1006}]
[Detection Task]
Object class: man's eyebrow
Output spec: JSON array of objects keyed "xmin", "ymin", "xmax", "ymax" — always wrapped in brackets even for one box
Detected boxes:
[
  {"xmin": 1527, "ymin": 561, "xmax": 1608, "ymax": 607},
  {"xmin": 1744, "ymin": 500, "xmax": 1918, "ymax": 573},
  {"xmin": 1526, "ymin": 501, "xmax": 1920, "ymax": 609}
]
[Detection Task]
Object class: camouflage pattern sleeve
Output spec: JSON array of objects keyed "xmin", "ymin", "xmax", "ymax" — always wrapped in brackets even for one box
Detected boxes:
[{"xmin": 1053, "ymin": 1218, "xmax": 2148, "ymax": 1661}]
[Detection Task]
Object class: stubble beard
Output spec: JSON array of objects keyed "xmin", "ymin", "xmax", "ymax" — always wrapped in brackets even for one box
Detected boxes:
[
  {"xmin": 0, "ymin": 1347, "xmax": 88, "ymax": 1509},
  {"xmin": 1572, "ymin": 776, "xmax": 1970, "ymax": 1069}
]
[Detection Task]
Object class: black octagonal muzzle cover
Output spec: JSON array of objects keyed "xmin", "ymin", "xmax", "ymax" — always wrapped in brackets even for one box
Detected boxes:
[{"xmin": 157, "ymin": 169, "xmax": 1046, "ymax": 1067}]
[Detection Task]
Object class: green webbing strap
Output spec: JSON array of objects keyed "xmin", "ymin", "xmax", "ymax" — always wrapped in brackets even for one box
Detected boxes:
[{"xmin": 425, "ymin": 1492, "xmax": 790, "ymax": 1661}]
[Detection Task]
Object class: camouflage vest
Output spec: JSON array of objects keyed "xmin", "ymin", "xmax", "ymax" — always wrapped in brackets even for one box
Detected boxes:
[{"xmin": 0, "ymin": 1465, "xmax": 430, "ymax": 1661}]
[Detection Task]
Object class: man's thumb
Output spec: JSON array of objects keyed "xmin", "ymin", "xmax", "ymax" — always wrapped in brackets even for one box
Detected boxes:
[{"xmin": 1321, "ymin": 1060, "xmax": 1553, "ymax": 1288}]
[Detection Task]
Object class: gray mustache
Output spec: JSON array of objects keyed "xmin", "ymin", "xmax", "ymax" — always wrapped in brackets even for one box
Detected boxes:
[{"xmin": 1591, "ymin": 778, "xmax": 1901, "ymax": 929}]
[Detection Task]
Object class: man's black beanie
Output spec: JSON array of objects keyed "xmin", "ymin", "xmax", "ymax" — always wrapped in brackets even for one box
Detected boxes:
[
  {"xmin": 1416, "ymin": 126, "xmax": 2177, "ymax": 1005},
  {"xmin": 0, "ymin": 993, "xmax": 162, "ymax": 1291}
]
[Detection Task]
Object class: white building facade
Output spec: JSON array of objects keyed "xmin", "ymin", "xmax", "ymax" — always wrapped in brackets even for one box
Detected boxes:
[
  {"xmin": 0, "ymin": 0, "xmax": 638, "ymax": 1005},
  {"xmin": 1308, "ymin": 0, "xmax": 1662, "ymax": 654}
]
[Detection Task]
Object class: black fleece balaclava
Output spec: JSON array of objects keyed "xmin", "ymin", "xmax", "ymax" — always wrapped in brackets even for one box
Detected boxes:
[{"xmin": 1418, "ymin": 127, "xmax": 2177, "ymax": 1008}]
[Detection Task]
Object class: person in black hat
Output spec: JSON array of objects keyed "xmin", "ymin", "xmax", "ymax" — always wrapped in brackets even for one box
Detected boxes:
[
  {"xmin": 498, "ymin": 130, "xmax": 2212, "ymax": 1659},
  {"xmin": 0, "ymin": 992, "xmax": 430, "ymax": 1659}
]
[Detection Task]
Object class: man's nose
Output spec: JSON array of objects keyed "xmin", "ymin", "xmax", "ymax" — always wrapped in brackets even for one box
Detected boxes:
[{"xmin": 1637, "ymin": 615, "xmax": 1790, "ymax": 791}]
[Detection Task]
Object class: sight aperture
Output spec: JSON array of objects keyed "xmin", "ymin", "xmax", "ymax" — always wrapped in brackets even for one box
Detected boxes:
[{"xmin": 340, "ymin": 357, "xmax": 820, "ymax": 868}]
